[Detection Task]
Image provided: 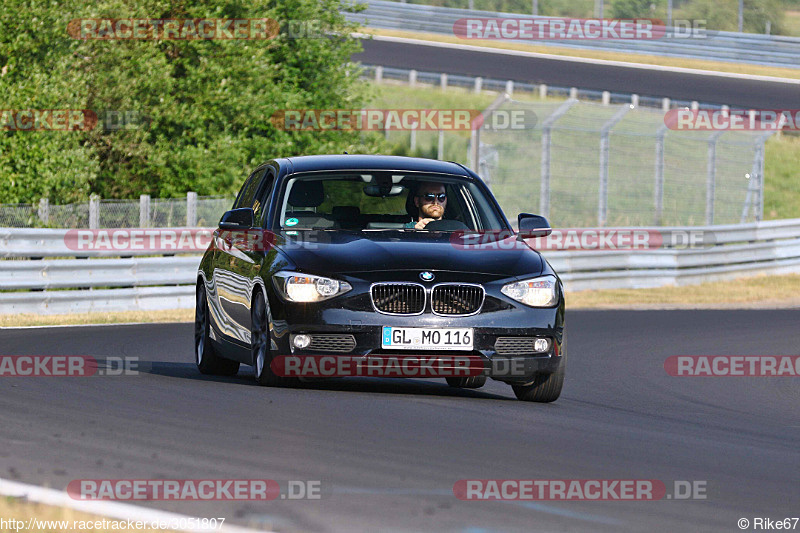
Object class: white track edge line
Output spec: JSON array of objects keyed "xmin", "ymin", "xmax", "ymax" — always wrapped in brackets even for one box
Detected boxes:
[
  {"xmin": 0, "ymin": 320, "xmax": 192, "ymax": 330},
  {"xmin": 355, "ymin": 33, "xmax": 800, "ymax": 85},
  {"xmin": 0, "ymin": 478, "xmax": 271, "ymax": 533}
]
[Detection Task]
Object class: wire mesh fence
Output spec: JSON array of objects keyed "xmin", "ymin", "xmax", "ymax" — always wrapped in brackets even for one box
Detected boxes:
[
  {"xmin": 0, "ymin": 195, "xmax": 234, "ymax": 228},
  {"xmin": 473, "ymin": 98, "xmax": 771, "ymax": 227}
]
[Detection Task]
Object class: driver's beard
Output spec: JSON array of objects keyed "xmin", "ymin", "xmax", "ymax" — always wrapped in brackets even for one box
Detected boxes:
[{"xmin": 422, "ymin": 204, "xmax": 444, "ymax": 220}]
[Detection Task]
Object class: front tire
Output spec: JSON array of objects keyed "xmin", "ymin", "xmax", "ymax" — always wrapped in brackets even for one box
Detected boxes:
[
  {"xmin": 511, "ymin": 332, "xmax": 566, "ymax": 403},
  {"xmin": 195, "ymin": 282, "xmax": 239, "ymax": 376},
  {"xmin": 251, "ymin": 291, "xmax": 296, "ymax": 387}
]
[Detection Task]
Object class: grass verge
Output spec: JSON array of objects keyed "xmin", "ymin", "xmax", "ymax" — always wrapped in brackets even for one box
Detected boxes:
[
  {"xmin": 362, "ymin": 28, "xmax": 800, "ymax": 80},
  {"xmin": 0, "ymin": 309, "xmax": 193, "ymax": 328},
  {"xmin": 568, "ymin": 273, "xmax": 800, "ymax": 308},
  {"xmin": 0, "ymin": 497, "xmax": 165, "ymax": 533}
]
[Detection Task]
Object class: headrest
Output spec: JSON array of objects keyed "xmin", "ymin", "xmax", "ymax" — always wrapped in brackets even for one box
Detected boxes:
[{"xmin": 289, "ymin": 180, "xmax": 325, "ymax": 207}]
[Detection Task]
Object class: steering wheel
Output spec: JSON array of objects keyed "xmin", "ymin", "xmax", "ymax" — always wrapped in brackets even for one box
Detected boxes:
[{"xmin": 424, "ymin": 219, "xmax": 469, "ymax": 231}]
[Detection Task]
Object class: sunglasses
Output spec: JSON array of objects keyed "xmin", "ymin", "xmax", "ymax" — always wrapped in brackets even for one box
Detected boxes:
[{"xmin": 418, "ymin": 193, "xmax": 447, "ymax": 202}]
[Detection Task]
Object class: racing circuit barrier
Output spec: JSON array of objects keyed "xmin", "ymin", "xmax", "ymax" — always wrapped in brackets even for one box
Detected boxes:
[
  {"xmin": 346, "ymin": 0, "xmax": 800, "ymax": 68},
  {"xmin": 2, "ymin": 218, "xmax": 800, "ymax": 314}
]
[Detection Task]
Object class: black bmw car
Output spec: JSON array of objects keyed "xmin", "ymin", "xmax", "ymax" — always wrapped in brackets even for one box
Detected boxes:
[{"xmin": 195, "ymin": 155, "xmax": 565, "ymax": 402}]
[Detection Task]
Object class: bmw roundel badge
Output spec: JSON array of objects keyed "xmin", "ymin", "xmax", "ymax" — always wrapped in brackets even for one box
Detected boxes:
[{"xmin": 420, "ymin": 271, "xmax": 435, "ymax": 282}]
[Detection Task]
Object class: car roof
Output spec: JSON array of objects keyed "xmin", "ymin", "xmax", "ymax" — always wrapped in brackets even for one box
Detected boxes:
[{"xmin": 276, "ymin": 154, "xmax": 472, "ymax": 176}]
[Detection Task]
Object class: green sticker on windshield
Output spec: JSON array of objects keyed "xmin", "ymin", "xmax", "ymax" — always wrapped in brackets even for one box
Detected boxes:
[{"xmin": 285, "ymin": 217, "xmax": 299, "ymax": 227}]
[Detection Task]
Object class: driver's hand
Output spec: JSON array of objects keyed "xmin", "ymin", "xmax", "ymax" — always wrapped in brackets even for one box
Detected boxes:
[{"xmin": 415, "ymin": 218, "xmax": 434, "ymax": 230}]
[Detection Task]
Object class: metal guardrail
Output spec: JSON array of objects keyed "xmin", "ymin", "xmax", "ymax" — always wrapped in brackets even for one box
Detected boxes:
[
  {"xmin": 2, "ymin": 219, "xmax": 800, "ymax": 314},
  {"xmin": 347, "ymin": 0, "xmax": 800, "ymax": 68}
]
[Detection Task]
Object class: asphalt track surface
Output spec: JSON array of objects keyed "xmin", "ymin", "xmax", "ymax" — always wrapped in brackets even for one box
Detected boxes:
[
  {"xmin": 1, "ymin": 310, "xmax": 798, "ymax": 532},
  {"xmin": 353, "ymin": 38, "xmax": 800, "ymax": 109}
]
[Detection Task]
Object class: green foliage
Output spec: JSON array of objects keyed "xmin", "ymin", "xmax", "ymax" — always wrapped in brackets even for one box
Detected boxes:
[
  {"xmin": 0, "ymin": 0, "xmax": 376, "ymax": 203},
  {"xmin": 610, "ymin": 0, "xmax": 655, "ymax": 19},
  {"xmin": 680, "ymin": 0, "xmax": 784, "ymax": 33}
]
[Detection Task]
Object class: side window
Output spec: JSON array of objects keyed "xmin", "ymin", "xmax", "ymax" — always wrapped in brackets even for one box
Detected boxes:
[
  {"xmin": 234, "ymin": 169, "xmax": 265, "ymax": 210},
  {"xmin": 252, "ymin": 169, "xmax": 275, "ymax": 227}
]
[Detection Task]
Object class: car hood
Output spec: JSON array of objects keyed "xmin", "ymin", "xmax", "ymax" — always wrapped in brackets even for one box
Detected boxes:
[{"xmin": 274, "ymin": 230, "xmax": 543, "ymax": 280}]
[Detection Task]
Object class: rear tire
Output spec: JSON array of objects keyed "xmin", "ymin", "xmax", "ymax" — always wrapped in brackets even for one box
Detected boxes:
[
  {"xmin": 195, "ymin": 282, "xmax": 240, "ymax": 376},
  {"xmin": 251, "ymin": 291, "xmax": 296, "ymax": 387},
  {"xmin": 446, "ymin": 375, "xmax": 487, "ymax": 389},
  {"xmin": 511, "ymin": 332, "xmax": 566, "ymax": 403}
]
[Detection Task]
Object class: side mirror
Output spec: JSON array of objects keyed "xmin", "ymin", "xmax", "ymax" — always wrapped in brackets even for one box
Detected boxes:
[
  {"xmin": 517, "ymin": 213, "xmax": 552, "ymax": 238},
  {"xmin": 219, "ymin": 208, "xmax": 255, "ymax": 230}
]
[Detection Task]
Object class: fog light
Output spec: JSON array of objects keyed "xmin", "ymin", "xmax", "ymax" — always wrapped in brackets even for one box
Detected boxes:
[
  {"xmin": 293, "ymin": 334, "xmax": 311, "ymax": 349},
  {"xmin": 534, "ymin": 338, "xmax": 549, "ymax": 352}
]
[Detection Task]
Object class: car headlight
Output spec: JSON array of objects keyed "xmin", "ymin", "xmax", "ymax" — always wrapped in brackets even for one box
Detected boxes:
[
  {"xmin": 273, "ymin": 271, "xmax": 352, "ymax": 303},
  {"xmin": 501, "ymin": 275, "xmax": 558, "ymax": 307}
]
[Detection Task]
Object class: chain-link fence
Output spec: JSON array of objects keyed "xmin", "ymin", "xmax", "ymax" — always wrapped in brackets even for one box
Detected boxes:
[
  {"xmin": 0, "ymin": 194, "xmax": 234, "ymax": 228},
  {"xmin": 473, "ymin": 97, "xmax": 772, "ymax": 227}
]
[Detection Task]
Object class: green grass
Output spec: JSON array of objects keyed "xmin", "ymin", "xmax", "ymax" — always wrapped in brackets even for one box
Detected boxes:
[
  {"xmin": 764, "ymin": 133, "xmax": 800, "ymax": 219},
  {"xmin": 370, "ymin": 82, "xmax": 800, "ymax": 224},
  {"xmin": 785, "ymin": 10, "xmax": 800, "ymax": 36}
]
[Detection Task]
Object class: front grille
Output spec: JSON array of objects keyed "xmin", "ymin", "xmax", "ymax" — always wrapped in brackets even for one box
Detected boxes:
[
  {"xmin": 495, "ymin": 337, "xmax": 542, "ymax": 355},
  {"xmin": 371, "ymin": 283, "xmax": 425, "ymax": 315},
  {"xmin": 432, "ymin": 284, "xmax": 484, "ymax": 315},
  {"xmin": 308, "ymin": 334, "xmax": 357, "ymax": 353}
]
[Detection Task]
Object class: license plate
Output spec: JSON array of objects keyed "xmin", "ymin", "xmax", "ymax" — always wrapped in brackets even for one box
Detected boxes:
[{"xmin": 381, "ymin": 327, "xmax": 473, "ymax": 350}]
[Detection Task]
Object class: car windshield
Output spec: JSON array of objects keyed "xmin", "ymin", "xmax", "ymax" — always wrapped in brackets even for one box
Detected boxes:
[{"xmin": 277, "ymin": 172, "xmax": 506, "ymax": 231}]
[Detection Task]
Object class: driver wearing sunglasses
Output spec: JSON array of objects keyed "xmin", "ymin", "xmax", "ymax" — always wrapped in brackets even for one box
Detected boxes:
[{"xmin": 404, "ymin": 182, "xmax": 448, "ymax": 230}]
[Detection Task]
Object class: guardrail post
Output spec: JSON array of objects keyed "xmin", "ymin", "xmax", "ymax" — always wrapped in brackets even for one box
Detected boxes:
[
  {"xmin": 410, "ymin": 129, "xmax": 416, "ymax": 152},
  {"xmin": 602, "ymin": 91, "xmax": 610, "ymax": 106},
  {"xmin": 599, "ymin": 104, "xmax": 632, "ymax": 226},
  {"xmin": 38, "ymin": 198, "xmax": 49, "ymax": 225},
  {"xmin": 375, "ymin": 66, "xmax": 383, "ymax": 84},
  {"xmin": 758, "ymin": 135, "xmax": 768, "ymax": 221},
  {"xmin": 139, "ymin": 194, "xmax": 150, "ymax": 228},
  {"xmin": 691, "ymin": 101, "xmax": 699, "ymax": 111},
  {"xmin": 539, "ymin": 98, "xmax": 577, "ymax": 218},
  {"xmin": 474, "ymin": 77, "xmax": 482, "ymax": 94},
  {"xmin": 706, "ymin": 130, "xmax": 724, "ymax": 224},
  {"xmin": 437, "ymin": 129, "xmax": 444, "ymax": 160},
  {"xmin": 409, "ymin": 69, "xmax": 417, "ymax": 87},
  {"xmin": 89, "ymin": 195, "xmax": 100, "ymax": 229},
  {"xmin": 505, "ymin": 80, "xmax": 514, "ymax": 96},
  {"xmin": 569, "ymin": 87, "xmax": 578, "ymax": 100},
  {"xmin": 654, "ymin": 124, "xmax": 667, "ymax": 225},
  {"xmin": 631, "ymin": 94, "xmax": 639, "ymax": 107},
  {"xmin": 662, "ymin": 98, "xmax": 670, "ymax": 112},
  {"xmin": 187, "ymin": 192, "xmax": 197, "ymax": 227},
  {"xmin": 740, "ymin": 132, "xmax": 773, "ymax": 223},
  {"xmin": 440, "ymin": 73, "xmax": 448, "ymax": 92},
  {"xmin": 539, "ymin": 84, "xmax": 547, "ymax": 99}
]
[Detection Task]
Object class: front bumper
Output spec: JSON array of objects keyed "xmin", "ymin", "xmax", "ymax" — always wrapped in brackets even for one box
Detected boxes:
[{"xmin": 268, "ymin": 304, "xmax": 564, "ymax": 383}]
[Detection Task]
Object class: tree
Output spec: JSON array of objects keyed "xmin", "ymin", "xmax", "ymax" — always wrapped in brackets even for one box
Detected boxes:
[{"xmin": 0, "ymin": 0, "xmax": 376, "ymax": 203}]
